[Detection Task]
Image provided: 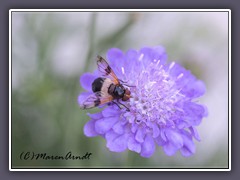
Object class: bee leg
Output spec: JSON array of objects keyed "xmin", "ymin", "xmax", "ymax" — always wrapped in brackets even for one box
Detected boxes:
[
  {"xmin": 116, "ymin": 100, "xmax": 130, "ymax": 112},
  {"xmin": 119, "ymin": 79, "xmax": 136, "ymax": 88},
  {"xmin": 111, "ymin": 101, "xmax": 122, "ymax": 110},
  {"xmin": 122, "ymin": 83, "xmax": 136, "ymax": 88},
  {"xmin": 119, "ymin": 79, "xmax": 128, "ymax": 83}
]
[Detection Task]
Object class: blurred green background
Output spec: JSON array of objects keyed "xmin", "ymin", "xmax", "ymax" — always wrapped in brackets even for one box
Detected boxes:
[{"xmin": 11, "ymin": 11, "xmax": 229, "ymax": 168}]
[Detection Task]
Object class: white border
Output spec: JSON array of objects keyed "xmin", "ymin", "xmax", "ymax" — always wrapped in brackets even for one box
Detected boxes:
[
  {"xmin": 9, "ymin": 9, "xmax": 230, "ymax": 12},
  {"xmin": 9, "ymin": 9, "xmax": 12, "ymax": 171},
  {"xmin": 228, "ymin": 9, "xmax": 231, "ymax": 171},
  {"xmin": 9, "ymin": 9, "xmax": 231, "ymax": 171}
]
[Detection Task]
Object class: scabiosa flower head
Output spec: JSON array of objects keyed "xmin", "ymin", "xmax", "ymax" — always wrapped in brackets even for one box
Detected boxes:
[{"xmin": 78, "ymin": 46, "xmax": 208, "ymax": 158}]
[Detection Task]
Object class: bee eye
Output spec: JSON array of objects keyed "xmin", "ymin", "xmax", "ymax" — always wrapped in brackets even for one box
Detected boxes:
[{"xmin": 114, "ymin": 87, "xmax": 124, "ymax": 97}]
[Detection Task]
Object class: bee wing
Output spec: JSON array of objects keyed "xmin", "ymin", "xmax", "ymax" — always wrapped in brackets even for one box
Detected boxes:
[
  {"xmin": 97, "ymin": 55, "xmax": 120, "ymax": 85},
  {"xmin": 79, "ymin": 91, "xmax": 114, "ymax": 109}
]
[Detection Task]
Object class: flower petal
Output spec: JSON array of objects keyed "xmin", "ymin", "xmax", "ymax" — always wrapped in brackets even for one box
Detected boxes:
[
  {"xmin": 177, "ymin": 121, "xmax": 188, "ymax": 129},
  {"xmin": 80, "ymin": 73, "xmax": 98, "ymax": 91},
  {"xmin": 189, "ymin": 126, "xmax": 201, "ymax": 141},
  {"xmin": 102, "ymin": 107, "xmax": 120, "ymax": 117},
  {"xmin": 163, "ymin": 142, "xmax": 178, "ymax": 156},
  {"xmin": 135, "ymin": 127, "xmax": 145, "ymax": 143},
  {"xmin": 151, "ymin": 123, "xmax": 160, "ymax": 138},
  {"xmin": 160, "ymin": 129, "xmax": 167, "ymax": 141},
  {"xmin": 125, "ymin": 49, "xmax": 138, "ymax": 64},
  {"xmin": 203, "ymin": 104, "xmax": 209, "ymax": 117},
  {"xmin": 139, "ymin": 46, "xmax": 167, "ymax": 65},
  {"xmin": 106, "ymin": 133, "xmax": 128, "ymax": 152},
  {"xmin": 192, "ymin": 80, "xmax": 206, "ymax": 97},
  {"xmin": 165, "ymin": 129, "xmax": 184, "ymax": 149},
  {"xmin": 83, "ymin": 119, "xmax": 98, "ymax": 137},
  {"xmin": 183, "ymin": 102, "xmax": 205, "ymax": 126},
  {"xmin": 183, "ymin": 80, "xmax": 206, "ymax": 98},
  {"xmin": 180, "ymin": 77, "xmax": 206, "ymax": 99},
  {"xmin": 106, "ymin": 48, "xmax": 124, "ymax": 65},
  {"xmin": 139, "ymin": 47, "xmax": 152, "ymax": 61},
  {"xmin": 180, "ymin": 134, "xmax": 195, "ymax": 156},
  {"xmin": 128, "ymin": 136, "xmax": 141, "ymax": 153},
  {"xmin": 140, "ymin": 134, "xmax": 155, "ymax": 158},
  {"xmin": 87, "ymin": 112, "xmax": 103, "ymax": 120},
  {"xmin": 105, "ymin": 130, "xmax": 118, "ymax": 143},
  {"xmin": 131, "ymin": 123, "xmax": 138, "ymax": 133},
  {"xmin": 152, "ymin": 46, "xmax": 167, "ymax": 64},
  {"xmin": 155, "ymin": 135, "xmax": 166, "ymax": 146},
  {"xmin": 180, "ymin": 147, "xmax": 194, "ymax": 157},
  {"xmin": 94, "ymin": 117, "xmax": 118, "ymax": 134},
  {"xmin": 112, "ymin": 121, "xmax": 125, "ymax": 134}
]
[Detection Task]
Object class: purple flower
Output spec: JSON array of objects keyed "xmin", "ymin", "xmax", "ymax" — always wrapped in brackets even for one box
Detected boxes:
[{"xmin": 78, "ymin": 46, "xmax": 208, "ymax": 158}]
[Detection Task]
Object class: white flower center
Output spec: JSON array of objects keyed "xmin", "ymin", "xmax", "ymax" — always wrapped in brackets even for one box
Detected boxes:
[{"xmin": 123, "ymin": 61, "xmax": 185, "ymax": 128}]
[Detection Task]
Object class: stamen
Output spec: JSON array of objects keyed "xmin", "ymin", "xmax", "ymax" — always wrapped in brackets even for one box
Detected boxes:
[
  {"xmin": 169, "ymin": 62, "xmax": 175, "ymax": 70},
  {"xmin": 121, "ymin": 67, "xmax": 125, "ymax": 74},
  {"xmin": 177, "ymin": 73, "xmax": 183, "ymax": 79},
  {"xmin": 139, "ymin": 53, "xmax": 144, "ymax": 61}
]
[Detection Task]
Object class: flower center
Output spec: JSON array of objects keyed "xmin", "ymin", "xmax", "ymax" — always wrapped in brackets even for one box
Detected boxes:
[{"xmin": 123, "ymin": 60, "xmax": 185, "ymax": 129}]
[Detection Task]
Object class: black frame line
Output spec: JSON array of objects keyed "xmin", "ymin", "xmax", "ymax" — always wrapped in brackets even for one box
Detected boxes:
[{"xmin": 9, "ymin": 9, "xmax": 231, "ymax": 171}]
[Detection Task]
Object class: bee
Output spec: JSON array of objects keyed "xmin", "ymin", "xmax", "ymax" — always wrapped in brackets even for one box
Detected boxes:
[{"xmin": 79, "ymin": 55, "xmax": 132, "ymax": 111}]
